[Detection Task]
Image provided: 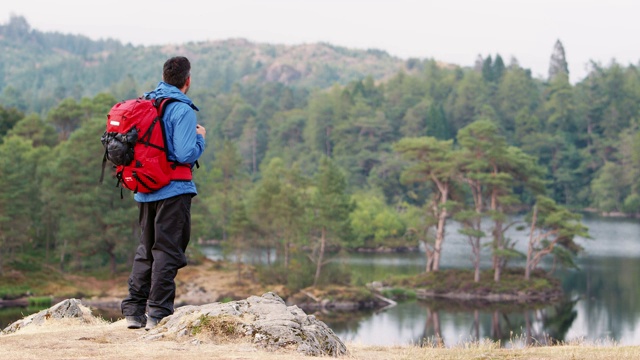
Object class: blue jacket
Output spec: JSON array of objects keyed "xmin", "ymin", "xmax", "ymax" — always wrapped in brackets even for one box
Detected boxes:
[{"xmin": 134, "ymin": 82, "xmax": 206, "ymax": 202}]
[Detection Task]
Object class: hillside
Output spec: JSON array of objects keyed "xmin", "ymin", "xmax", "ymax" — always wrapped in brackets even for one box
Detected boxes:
[{"xmin": 0, "ymin": 15, "xmax": 421, "ymax": 113}]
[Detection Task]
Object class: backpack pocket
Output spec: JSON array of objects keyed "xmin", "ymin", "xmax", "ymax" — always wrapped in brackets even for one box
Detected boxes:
[{"xmin": 118, "ymin": 154, "xmax": 172, "ymax": 193}]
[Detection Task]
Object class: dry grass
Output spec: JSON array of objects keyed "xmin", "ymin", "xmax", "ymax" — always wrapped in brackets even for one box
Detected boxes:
[{"xmin": 2, "ymin": 319, "xmax": 640, "ymax": 360}]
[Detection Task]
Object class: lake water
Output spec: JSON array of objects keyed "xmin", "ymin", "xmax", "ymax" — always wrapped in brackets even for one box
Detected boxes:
[
  {"xmin": 201, "ymin": 214, "xmax": 640, "ymax": 347},
  {"xmin": 2, "ymin": 215, "xmax": 639, "ymax": 347}
]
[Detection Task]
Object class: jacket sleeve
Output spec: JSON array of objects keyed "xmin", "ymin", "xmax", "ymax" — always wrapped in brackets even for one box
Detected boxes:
[{"xmin": 170, "ymin": 103, "xmax": 205, "ymax": 165}]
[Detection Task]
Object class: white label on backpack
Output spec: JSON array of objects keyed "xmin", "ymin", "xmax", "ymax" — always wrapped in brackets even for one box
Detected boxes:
[{"xmin": 110, "ymin": 120, "xmax": 120, "ymax": 126}]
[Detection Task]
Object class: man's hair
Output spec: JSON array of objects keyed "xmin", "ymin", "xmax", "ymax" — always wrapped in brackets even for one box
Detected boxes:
[{"xmin": 163, "ymin": 56, "xmax": 191, "ymax": 88}]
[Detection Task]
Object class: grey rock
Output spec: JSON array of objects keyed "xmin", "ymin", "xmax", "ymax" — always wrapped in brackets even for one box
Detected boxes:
[
  {"xmin": 2, "ymin": 298, "xmax": 97, "ymax": 334},
  {"xmin": 144, "ymin": 292, "xmax": 347, "ymax": 357}
]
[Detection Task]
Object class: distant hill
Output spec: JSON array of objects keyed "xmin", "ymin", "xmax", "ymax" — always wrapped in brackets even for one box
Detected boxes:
[{"xmin": 0, "ymin": 15, "xmax": 430, "ymax": 113}]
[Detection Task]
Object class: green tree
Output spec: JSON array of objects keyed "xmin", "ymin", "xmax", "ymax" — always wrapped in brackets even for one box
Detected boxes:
[
  {"xmin": 80, "ymin": 93, "xmax": 118, "ymax": 117},
  {"xmin": 0, "ymin": 136, "xmax": 43, "ymax": 274},
  {"xmin": 333, "ymin": 98, "xmax": 393, "ymax": 187},
  {"xmin": 7, "ymin": 114, "xmax": 58, "ymax": 148},
  {"xmin": 524, "ymin": 196, "xmax": 588, "ymax": 280},
  {"xmin": 222, "ymin": 99, "xmax": 255, "ymax": 140},
  {"xmin": 539, "ymin": 74, "xmax": 582, "ymax": 205},
  {"xmin": 446, "ymin": 71, "xmax": 489, "ymax": 132},
  {"xmin": 47, "ymin": 118, "xmax": 137, "ymax": 273},
  {"xmin": 203, "ymin": 140, "xmax": 247, "ymax": 242},
  {"xmin": 497, "ymin": 66, "xmax": 539, "ymax": 136},
  {"xmin": 349, "ymin": 192, "xmax": 406, "ymax": 249},
  {"xmin": 0, "ymin": 105, "xmax": 24, "ymax": 141},
  {"xmin": 304, "ymin": 90, "xmax": 338, "ymax": 157},
  {"xmin": 425, "ymin": 104, "xmax": 451, "ymax": 140},
  {"xmin": 248, "ymin": 158, "xmax": 308, "ymax": 273},
  {"xmin": 548, "ymin": 40, "xmax": 570, "ymax": 81},
  {"xmin": 399, "ymin": 98, "xmax": 430, "ymax": 137},
  {"xmin": 482, "ymin": 55, "xmax": 494, "ymax": 83},
  {"xmin": 590, "ymin": 161, "xmax": 626, "ymax": 212},
  {"xmin": 47, "ymin": 98, "xmax": 86, "ymax": 141},
  {"xmin": 493, "ymin": 55, "xmax": 506, "ymax": 83},
  {"xmin": 457, "ymin": 120, "xmax": 545, "ymax": 282},
  {"xmin": 0, "ymin": 86, "xmax": 28, "ymax": 112},
  {"xmin": 263, "ymin": 109, "xmax": 309, "ymax": 171},
  {"xmin": 308, "ymin": 157, "xmax": 354, "ymax": 287},
  {"xmin": 226, "ymin": 200, "xmax": 257, "ymax": 283},
  {"xmin": 110, "ymin": 74, "xmax": 139, "ymax": 101},
  {"xmin": 395, "ymin": 136, "xmax": 457, "ymax": 272}
]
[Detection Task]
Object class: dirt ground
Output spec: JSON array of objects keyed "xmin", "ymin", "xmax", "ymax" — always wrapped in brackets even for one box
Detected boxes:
[{"xmin": 3, "ymin": 319, "xmax": 640, "ymax": 360}]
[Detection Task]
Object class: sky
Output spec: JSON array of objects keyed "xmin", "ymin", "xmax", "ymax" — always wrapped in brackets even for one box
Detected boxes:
[{"xmin": 2, "ymin": 0, "xmax": 639, "ymax": 83}]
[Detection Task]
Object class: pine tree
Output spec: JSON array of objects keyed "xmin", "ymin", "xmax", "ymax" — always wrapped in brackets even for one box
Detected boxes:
[
  {"xmin": 49, "ymin": 118, "xmax": 137, "ymax": 273},
  {"xmin": 549, "ymin": 40, "xmax": 570, "ymax": 81},
  {"xmin": 482, "ymin": 55, "xmax": 494, "ymax": 82},
  {"xmin": 309, "ymin": 157, "xmax": 354, "ymax": 287},
  {"xmin": 0, "ymin": 136, "xmax": 43, "ymax": 274},
  {"xmin": 394, "ymin": 136, "xmax": 457, "ymax": 272},
  {"xmin": 493, "ymin": 54, "xmax": 506, "ymax": 83},
  {"xmin": 524, "ymin": 196, "xmax": 588, "ymax": 280}
]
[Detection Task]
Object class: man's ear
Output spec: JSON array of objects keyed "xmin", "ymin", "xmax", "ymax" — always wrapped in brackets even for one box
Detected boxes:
[{"xmin": 181, "ymin": 76, "xmax": 191, "ymax": 94}]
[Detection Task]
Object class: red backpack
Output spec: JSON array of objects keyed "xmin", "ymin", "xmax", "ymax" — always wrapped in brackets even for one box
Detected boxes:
[{"xmin": 100, "ymin": 97, "xmax": 193, "ymax": 196}]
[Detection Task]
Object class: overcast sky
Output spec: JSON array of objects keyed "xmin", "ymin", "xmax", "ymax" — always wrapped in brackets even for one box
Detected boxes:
[{"xmin": 2, "ymin": 0, "xmax": 639, "ymax": 83}]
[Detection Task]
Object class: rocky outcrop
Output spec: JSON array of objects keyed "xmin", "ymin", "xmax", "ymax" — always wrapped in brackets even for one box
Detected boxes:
[
  {"xmin": 145, "ymin": 292, "xmax": 347, "ymax": 357},
  {"xmin": 2, "ymin": 293, "xmax": 347, "ymax": 357},
  {"xmin": 264, "ymin": 63, "xmax": 303, "ymax": 84},
  {"xmin": 2, "ymin": 298, "xmax": 99, "ymax": 334}
]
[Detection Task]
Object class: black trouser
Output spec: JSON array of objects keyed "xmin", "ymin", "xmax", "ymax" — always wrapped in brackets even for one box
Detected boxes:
[{"xmin": 121, "ymin": 194, "xmax": 192, "ymax": 319}]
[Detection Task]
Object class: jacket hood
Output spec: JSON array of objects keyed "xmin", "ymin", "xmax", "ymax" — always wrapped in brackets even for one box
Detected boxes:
[{"xmin": 144, "ymin": 82, "xmax": 199, "ymax": 111}]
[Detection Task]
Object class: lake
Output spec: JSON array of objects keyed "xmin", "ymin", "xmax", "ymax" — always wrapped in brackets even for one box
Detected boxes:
[
  {"xmin": 2, "ymin": 214, "xmax": 639, "ymax": 347},
  {"xmin": 200, "ymin": 214, "xmax": 640, "ymax": 347}
]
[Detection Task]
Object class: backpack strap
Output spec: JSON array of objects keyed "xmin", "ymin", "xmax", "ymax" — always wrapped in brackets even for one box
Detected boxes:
[
  {"xmin": 154, "ymin": 98, "xmax": 197, "ymax": 178},
  {"xmin": 99, "ymin": 147, "xmax": 108, "ymax": 184}
]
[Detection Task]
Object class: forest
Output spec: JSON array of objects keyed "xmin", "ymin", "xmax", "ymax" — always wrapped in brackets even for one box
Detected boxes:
[{"xmin": 0, "ymin": 15, "xmax": 637, "ymax": 291}]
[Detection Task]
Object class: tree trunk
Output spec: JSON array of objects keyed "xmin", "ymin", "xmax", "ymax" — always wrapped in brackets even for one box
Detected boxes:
[
  {"xmin": 490, "ymin": 181, "xmax": 504, "ymax": 283},
  {"xmin": 491, "ymin": 310, "xmax": 501, "ymax": 338},
  {"xmin": 325, "ymin": 127, "xmax": 332, "ymax": 157},
  {"xmin": 493, "ymin": 218, "xmax": 504, "ymax": 283},
  {"xmin": 252, "ymin": 130, "xmax": 257, "ymax": 175},
  {"xmin": 524, "ymin": 310, "xmax": 533, "ymax": 345},
  {"xmin": 473, "ymin": 310, "xmax": 480, "ymax": 341},
  {"xmin": 473, "ymin": 237, "xmax": 481, "ymax": 282},
  {"xmin": 432, "ymin": 202, "xmax": 447, "ymax": 271},
  {"xmin": 525, "ymin": 205, "xmax": 538, "ymax": 280},
  {"xmin": 59, "ymin": 238, "xmax": 68, "ymax": 272},
  {"xmin": 430, "ymin": 182, "xmax": 449, "ymax": 272},
  {"xmin": 424, "ymin": 242, "xmax": 434, "ymax": 273},
  {"xmin": 284, "ymin": 240, "xmax": 289, "ymax": 270},
  {"xmin": 109, "ymin": 250, "xmax": 117, "ymax": 276},
  {"xmin": 236, "ymin": 242, "xmax": 243, "ymax": 284},
  {"xmin": 313, "ymin": 227, "xmax": 326, "ymax": 287}
]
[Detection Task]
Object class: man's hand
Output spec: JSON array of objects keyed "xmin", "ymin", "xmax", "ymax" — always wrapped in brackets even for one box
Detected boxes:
[{"xmin": 196, "ymin": 124, "xmax": 206, "ymax": 139}]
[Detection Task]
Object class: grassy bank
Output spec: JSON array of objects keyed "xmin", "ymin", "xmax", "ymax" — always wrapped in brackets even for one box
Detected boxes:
[{"xmin": 383, "ymin": 267, "xmax": 562, "ymax": 302}]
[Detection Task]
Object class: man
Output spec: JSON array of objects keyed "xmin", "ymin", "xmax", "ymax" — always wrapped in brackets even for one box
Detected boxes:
[{"xmin": 121, "ymin": 56, "xmax": 206, "ymax": 331}]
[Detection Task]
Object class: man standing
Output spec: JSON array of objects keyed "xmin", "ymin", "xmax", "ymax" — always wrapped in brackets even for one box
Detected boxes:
[{"xmin": 121, "ymin": 56, "xmax": 206, "ymax": 331}]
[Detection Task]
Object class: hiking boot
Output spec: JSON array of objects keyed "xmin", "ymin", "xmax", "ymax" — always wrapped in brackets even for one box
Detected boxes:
[
  {"xmin": 145, "ymin": 316, "xmax": 162, "ymax": 331},
  {"xmin": 125, "ymin": 315, "xmax": 147, "ymax": 329}
]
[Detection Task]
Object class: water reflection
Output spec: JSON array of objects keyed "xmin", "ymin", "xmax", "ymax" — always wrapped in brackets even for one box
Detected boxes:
[
  {"xmin": 320, "ymin": 296, "xmax": 581, "ymax": 347},
  {"xmin": 316, "ymin": 216, "xmax": 640, "ymax": 347}
]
